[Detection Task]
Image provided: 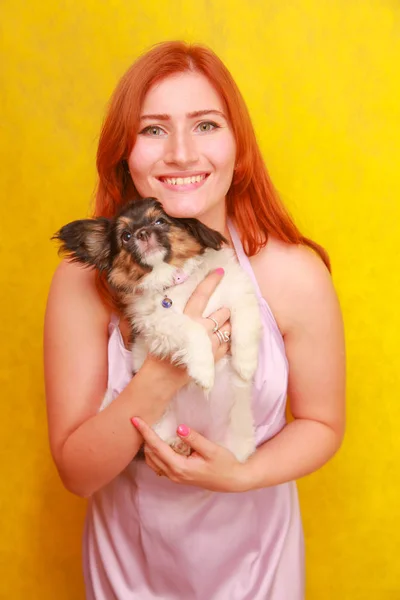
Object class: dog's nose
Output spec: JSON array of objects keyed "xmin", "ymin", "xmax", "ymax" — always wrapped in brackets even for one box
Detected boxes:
[{"xmin": 136, "ymin": 228, "xmax": 150, "ymax": 241}]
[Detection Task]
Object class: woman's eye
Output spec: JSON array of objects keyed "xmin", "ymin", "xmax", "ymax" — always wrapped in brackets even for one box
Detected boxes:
[
  {"xmin": 140, "ymin": 125, "xmax": 165, "ymax": 137},
  {"xmin": 197, "ymin": 121, "xmax": 219, "ymax": 133},
  {"xmin": 154, "ymin": 218, "xmax": 166, "ymax": 226},
  {"xmin": 121, "ymin": 231, "xmax": 132, "ymax": 243}
]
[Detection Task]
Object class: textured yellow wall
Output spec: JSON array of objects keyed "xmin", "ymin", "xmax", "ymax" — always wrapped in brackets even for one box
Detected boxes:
[{"xmin": 1, "ymin": 1, "xmax": 399, "ymax": 598}]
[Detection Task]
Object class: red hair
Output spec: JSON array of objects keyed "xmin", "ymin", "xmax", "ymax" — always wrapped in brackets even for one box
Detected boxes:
[{"xmin": 94, "ymin": 41, "xmax": 330, "ymax": 306}]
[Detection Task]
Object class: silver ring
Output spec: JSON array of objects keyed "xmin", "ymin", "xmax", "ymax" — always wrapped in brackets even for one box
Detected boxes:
[
  {"xmin": 221, "ymin": 330, "xmax": 231, "ymax": 343},
  {"xmin": 207, "ymin": 316, "xmax": 219, "ymax": 333},
  {"xmin": 214, "ymin": 329, "xmax": 230, "ymax": 345},
  {"xmin": 214, "ymin": 329, "xmax": 224, "ymax": 344}
]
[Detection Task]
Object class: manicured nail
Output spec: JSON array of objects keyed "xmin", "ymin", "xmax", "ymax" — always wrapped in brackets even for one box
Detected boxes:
[
  {"xmin": 131, "ymin": 417, "xmax": 140, "ymax": 428},
  {"xmin": 177, "ymin": 424, "xmax": 190, "ymax": 437},
  {"xmin": 215, "ymin": 267, "xmax": 224, "ymax": 275}
]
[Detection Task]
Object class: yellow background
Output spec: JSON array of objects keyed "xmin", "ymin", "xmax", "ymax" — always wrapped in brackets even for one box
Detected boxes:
[{"xmin": 1, "ymin": 1, "xmax": 399, "ymax": 598}]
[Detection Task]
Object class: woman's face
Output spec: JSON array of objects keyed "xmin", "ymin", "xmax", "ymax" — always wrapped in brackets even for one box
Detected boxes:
[{"xmin": 127, "ymin": 72, "xmax": 236, "ymax": 230}]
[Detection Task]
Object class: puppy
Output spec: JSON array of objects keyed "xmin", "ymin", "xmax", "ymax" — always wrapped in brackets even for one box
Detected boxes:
[{"xmin": 54, "ymin": 198, "xmax": 262, "ymax": 461}]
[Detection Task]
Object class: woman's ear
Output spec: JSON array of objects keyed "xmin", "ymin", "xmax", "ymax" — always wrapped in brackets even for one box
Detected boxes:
[
  {"xmin": 52, "ymin": 217, "xmax": 112, "ymax": 271},
  {"xmin": 178, "ymin": 218, "xmax": 228, "ymax": 250}
]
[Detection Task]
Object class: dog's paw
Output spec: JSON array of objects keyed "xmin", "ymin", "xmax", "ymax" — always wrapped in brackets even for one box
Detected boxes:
[
  {"xmin": 183, "ymin": 339, "xmax": 215, "ymax": 390},
  {"xmin": 232, "ymin": 355, "xmax": 258, "ymax": 382},
  {"xmin": 188, "ymin": 361, "xmax": 215, "ymax": 391},
  {"xmin": 170, "ymin": 437, "xmax": 192, "ymax": 457}
]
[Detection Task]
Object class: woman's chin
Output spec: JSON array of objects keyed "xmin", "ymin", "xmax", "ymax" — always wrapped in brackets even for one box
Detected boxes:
[
  {"xmin": 156, "ymin": 194, "xmax": 225, "ymax": 227},
  {"xmin": 160, "ymin": 201, "xmax": 206, "ymax": 220}
]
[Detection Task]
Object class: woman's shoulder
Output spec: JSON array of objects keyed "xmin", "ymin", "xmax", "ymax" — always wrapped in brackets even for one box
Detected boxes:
[
  {"xmin": 51, "ymin": 258, "xmax": 98, "ymax": 283},
  {"xmin": 252, "ymin": 235, "xmax": 331, "ymax": 281},
  {"xmin": 250, "ymin": 236, "xmax": 337, "ymax": 336},
  {"xmin": 47, "ymin": 259, "xmax": 110, "ymax": 327}
]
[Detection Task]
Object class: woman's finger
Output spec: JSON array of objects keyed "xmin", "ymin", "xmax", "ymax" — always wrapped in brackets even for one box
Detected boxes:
[
  {"xmin": 144, "ymin": 445, "xmax": 168, "ymax": 476},
  {"xmin": 184, "ymin": 268, "xmax": 225, "ymax": 318},
  {"xmin": 131, "ymin": 417, "xmax": 180, "ymax": 462},
  {"xmin": 176, "ymin": 425, "xmax": 220, "ymax": 461},
  {"xmin": 212, "ymin": 320, "xmax": 232, "ymax": 361},
  {"xmin": 204, "ymin": 307, "xmax": 230, "ymax": 333}
]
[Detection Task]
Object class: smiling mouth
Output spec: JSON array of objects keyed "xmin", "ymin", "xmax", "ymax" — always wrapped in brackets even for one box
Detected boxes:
[{"xmin": 157, "ymin": 173, "xmax": 209, "ymax": 186}]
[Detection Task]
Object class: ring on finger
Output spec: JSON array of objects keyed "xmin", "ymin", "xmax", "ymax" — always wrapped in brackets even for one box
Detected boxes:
[
  {"xmin": 221, "ymin": 330, "xmax": 231, "ymax": 343},
  {"xmin": 207, "ymin": 316, "xmax": 219, "ymax": 333},
  {"xmin": 214, "ymin": 329, "xmax": 230, "ymax": 344}
]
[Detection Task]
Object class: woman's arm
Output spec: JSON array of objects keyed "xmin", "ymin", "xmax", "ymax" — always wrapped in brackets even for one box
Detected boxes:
[
  {"xmin": 44, "ymin": 261, "xmax": 189, "ymax": 497},
  {"xmin": 44, "ymin": 261, "xmax": 230, "ymax": 498}
]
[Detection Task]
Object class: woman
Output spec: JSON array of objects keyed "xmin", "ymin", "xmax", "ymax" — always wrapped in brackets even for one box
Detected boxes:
[{"xmin": 44, "ymin": 41, "xmax": 346, "ymax": 599}]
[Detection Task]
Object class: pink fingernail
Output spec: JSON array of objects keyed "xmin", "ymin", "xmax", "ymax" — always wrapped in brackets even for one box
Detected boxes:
[
  {"xmin": 177, "ymin": 424, "xmax": 190, "ymax": 437},
  {"xmin": 131, "ymin": 417, "xmax": 140, "ymax": 428},
  {"xmin": 215, "ymin": 267, "xmax": 224, "ymax": 275}
]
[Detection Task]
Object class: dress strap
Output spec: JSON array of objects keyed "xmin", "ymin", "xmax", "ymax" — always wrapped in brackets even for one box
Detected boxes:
[
  {"xmin": 228, "ymin": 220, "xmax": 285, "ymax": 341},
  {"xmin": 109, "ymin": 312, "xmax": 120, "ymax": 334},
  {"xmin": 227, "ymin": 219, "xmax": 263, "ymax": 299}
]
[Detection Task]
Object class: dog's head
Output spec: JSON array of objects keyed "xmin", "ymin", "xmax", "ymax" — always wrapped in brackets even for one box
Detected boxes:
[{"xmin": 53, "ymin": 197, "xmax": 227, "ymax": 291}]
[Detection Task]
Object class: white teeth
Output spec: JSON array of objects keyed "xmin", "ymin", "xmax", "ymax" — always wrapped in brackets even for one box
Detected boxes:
[{"xmin": 163, "ymin": 174, "xmax": 206, "ymax": 186}]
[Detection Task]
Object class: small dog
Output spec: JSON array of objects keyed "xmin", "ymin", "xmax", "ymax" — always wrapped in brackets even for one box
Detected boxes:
[{"xmin": 54, "ymin": 198, "xmax": 261, "ymax": 461}]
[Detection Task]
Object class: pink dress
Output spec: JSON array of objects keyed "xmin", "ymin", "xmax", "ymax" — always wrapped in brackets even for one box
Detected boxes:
[{"xmin": 82, "ymin": 223, "xmax": 305, "ymax": 599}]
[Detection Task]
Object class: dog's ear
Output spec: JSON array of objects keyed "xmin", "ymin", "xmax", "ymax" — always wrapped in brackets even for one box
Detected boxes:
[
  {"xmin": 52, "ymin": 217, "xmax": 112, "ymax": 271},
  {"xmin": 178, "ymin": 218, "xmax": 228, "ymax": 250}
]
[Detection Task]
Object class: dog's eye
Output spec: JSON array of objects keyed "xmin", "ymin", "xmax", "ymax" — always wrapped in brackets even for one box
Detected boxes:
[
  {"xmin": 121, "ymin": 231, "xmax": 132, "ymax": 243},
  {"xmin": 154, "ymin": 218, "xmax": 166, "ymax": 226}
]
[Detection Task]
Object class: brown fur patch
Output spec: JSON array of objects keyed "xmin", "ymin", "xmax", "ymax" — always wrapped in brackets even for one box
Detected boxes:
[
  {"xmin": 168, "ymin": 226, "xmax": 203, "ymax": 266},
  {"xmin": 116, "ymin": 217, "xmax": 135, "ymax": 237},
  {"xmin": 109, "ymin": 250, "xmax": 148, "ymax": 305},
  {"xmin": 144, "ymin": 206, "xmax": 163, "ymax": 222},
  {"xmin": 84, "ymin": 225, "xmax": 108, "ymax": 256}
]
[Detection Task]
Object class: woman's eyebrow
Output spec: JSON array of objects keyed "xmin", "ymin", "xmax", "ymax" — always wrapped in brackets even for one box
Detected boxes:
[
  {"xmin": 139, "ymin": 109, "xmax": 227, "ymax": 121},
  {"xmin": 188, "ymin": 109, "xmax": 226, "ymax": 119}
]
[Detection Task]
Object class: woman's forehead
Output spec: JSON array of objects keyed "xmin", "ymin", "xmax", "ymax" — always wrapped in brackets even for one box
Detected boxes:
[{"xmin": 140, "ymin": 72, "xmax": 226, "ymax": 118}]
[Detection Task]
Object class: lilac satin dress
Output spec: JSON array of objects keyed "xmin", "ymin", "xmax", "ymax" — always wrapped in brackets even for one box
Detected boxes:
[{"xmin": 82, "ymin": 223, "xmax": 305, "ymax": 599}]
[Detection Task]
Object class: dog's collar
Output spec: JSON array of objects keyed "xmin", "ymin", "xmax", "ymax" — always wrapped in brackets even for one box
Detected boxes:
[
  {"xmin": 161, "ymin": 268, "xmax": 189, "ymax": 308},
  {"xmin": 172, "ymin": 268, "xmax": 189, "ymax": 286},
  {"xmin": 163, "ymin": 268, "xmax": 189, "ymax": 291},
  {"xmin": 158, "ymin": 268, "xmax": 191, "ymax": 308}
]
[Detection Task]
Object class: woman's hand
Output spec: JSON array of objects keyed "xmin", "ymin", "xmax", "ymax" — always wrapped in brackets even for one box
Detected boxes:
[
  {"xmin": 132, "ymin": 417, "xmax": 249, "ymax": 493},
  {"xmin": 183, "ymin": 267, "xmax": 231, "ymax": 363}
]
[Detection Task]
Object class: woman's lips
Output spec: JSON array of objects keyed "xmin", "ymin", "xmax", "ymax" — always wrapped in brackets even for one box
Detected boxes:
[{"xmin": 157, "ymin": 173, "xmax": 209, "ymax": 191}]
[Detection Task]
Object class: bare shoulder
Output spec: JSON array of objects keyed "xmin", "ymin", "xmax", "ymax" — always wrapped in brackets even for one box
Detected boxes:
[
  {"xmin": 250, "ymin": 236, "xmax": 342, "ymax": 336},
  {"xmin": 49, "ymin": 259, "xmax": 104, "ymax": 299},
  {"xmin": 47, "ymin": 259, "xmax": 109, "ymax": 321}
]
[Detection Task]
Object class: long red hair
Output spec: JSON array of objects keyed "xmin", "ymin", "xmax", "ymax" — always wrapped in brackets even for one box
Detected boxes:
[{"xmin": 94, "ymin": 41, "xmax": 330, "ymax": 306}]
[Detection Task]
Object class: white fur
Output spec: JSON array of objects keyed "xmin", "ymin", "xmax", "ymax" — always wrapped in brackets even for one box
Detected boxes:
[{"xmin": 129, "ymin": 248, "xmax": 262, "ymax": 462}]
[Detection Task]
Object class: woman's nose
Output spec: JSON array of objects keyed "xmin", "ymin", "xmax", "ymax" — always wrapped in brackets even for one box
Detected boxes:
[{"xmin": 164, "ymin": 131, "xmax": 199, "ymax": 166}]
